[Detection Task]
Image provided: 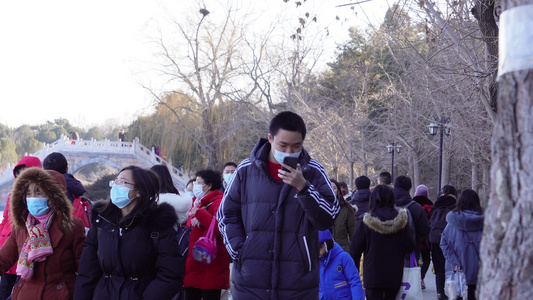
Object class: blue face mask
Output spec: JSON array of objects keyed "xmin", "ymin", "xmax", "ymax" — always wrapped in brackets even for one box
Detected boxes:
[
  {"xmin": 273, "ymin": 148, "xmax": 301, "ymax": 165},
  {"xmin": 223, "ymin": 173, "xmax": 233, "ymax": 184},
  {"xmin": 193, "ymin": 184, "xmax": 206, "ymax": 199},
  {"xmin": 26, "ymin": 197, "xmax": 50, "ymax": 216},
  {"xmin": 110, "ymin": 185, "xmax": 136, "ymax": 209}
]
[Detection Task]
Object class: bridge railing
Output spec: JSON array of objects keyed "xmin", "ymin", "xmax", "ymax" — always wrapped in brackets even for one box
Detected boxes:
[{"xmin": 0, "ymin": 136, "xmax": 188, "ymax": 191}]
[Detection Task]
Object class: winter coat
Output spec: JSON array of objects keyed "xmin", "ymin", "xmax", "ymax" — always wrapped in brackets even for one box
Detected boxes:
[
  {"xmin": 440, "ymin": 210, "xmax": 484, "ymax": 284},
  {"xmin": 184, "ymin": 189, "xmax": 229, "ymax": 290},
  {"xmin": 393, "ymin": 188, "xmax": 430, "ymax": 247},
  {"xmin": 74, "ymin": 202, "xmax": 184, "ymax": 300},
  {"xmin": 349, "ymin": 189, "xmax": 371, "ymax": 220},
  {"xmin": 350, "ymin": 207, "xmax": 415, "ymax": 289},
  {"xmin": 331, "ymin": 200, "xmax": 356, "ymax": 252},
  {"xmin": 0, "ymin": 156, "xmax": 44, "ymax": 274},
  {"xmin": 413, "ymin": 195, "xmax": 433, "ymax": 250},
  {"xmin": 217, "ymin": 137, "xmax": 340, "ymax": 300},
  {"xmin": 63, "ymin": 173, "xmax": 86, "ymax": 203},
  {"xmin": 319, "ymin": 242, "xmax": 364, "ymax": 300},
  {"xmin": 428, "ymin": 195, "xmax": 456, "ymax": 244},
  {"xmin": 158, "ymin": 193, "xmax": 192, "ymax": 225},
  {"xmin": 0, "ymin": 167, "xmax": 85, "ymax": 300},
  {"xmin": 0, "ymin": 198, "xmax": 16, "ymax": 275}
]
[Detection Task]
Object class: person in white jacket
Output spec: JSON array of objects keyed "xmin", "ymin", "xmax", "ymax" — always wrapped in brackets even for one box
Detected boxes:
[{"xmin": 150, "ymin": 164, "xmax": 192, "ymax": 224}]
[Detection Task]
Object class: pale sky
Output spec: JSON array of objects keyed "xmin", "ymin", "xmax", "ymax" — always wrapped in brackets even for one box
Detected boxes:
[{"xmin": 0, "ymin": 0, "xmax": 389, "ymax": 129}]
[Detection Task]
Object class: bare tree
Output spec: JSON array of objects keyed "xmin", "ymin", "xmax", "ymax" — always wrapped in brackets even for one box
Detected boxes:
[{"xmin": 146, "ymin": 1, "xmax": 266, "ymax": 169}]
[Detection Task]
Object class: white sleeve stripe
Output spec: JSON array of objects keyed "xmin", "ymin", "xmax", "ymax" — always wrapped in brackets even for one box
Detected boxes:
[
  {"xmin": 305, "ymin": 160, "xmax": 340, "ymax": 215},
  {"xmin": 307, "ymin": 184, "xmax": 340, "ymax": 216}
]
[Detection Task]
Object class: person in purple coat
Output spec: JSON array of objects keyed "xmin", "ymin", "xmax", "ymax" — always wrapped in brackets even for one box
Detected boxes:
[{"xmin": 440, "ymin": 189, "xmax": 484, "ymax": 300}]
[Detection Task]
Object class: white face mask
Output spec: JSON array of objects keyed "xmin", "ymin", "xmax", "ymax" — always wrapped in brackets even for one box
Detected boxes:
[
  {"xmin": 224, "ymin": 173, "xmax": 233, "ymax": 184},
  {"xmin": 193, "ymin": 183, "xmax": 206, "ymax": 199},
  {"xmin": 273, "ymin": 148, "xmax": 301, "ymax": 165}
]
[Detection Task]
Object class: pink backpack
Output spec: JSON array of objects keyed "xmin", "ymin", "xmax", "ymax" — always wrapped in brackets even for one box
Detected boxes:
[{"xmin": 192, "ymin": 217, "xmax": 217, "ymax": 264}]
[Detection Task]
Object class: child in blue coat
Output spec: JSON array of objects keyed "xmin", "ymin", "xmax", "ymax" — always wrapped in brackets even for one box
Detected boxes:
[{"xmin": 319, "ymin": 230, "xmax": 365, "ymax": 300}]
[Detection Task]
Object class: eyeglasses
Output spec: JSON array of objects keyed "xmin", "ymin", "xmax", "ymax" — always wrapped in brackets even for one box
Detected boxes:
[{"xmin": 109, "ymin": 179, "xmax": 135, "ymax": 187}]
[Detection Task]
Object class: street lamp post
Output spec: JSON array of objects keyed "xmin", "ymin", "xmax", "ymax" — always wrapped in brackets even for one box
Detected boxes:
[
  {"xmin": 387, "ymin": 142, "xmax": 402, "ymax": 180},
  {"xmin": 428, "ymin": 117, "xmax": 451, "ymax": 199}
]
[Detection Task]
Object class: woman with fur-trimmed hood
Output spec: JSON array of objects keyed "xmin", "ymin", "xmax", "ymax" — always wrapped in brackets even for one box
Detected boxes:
[
  {"xmin": 350, "ymin": 185, "xmax": 415, "ymax": 300},
  {"xmin": 0, "ymin": 167, "xmax": 86, "ymax": 300}
]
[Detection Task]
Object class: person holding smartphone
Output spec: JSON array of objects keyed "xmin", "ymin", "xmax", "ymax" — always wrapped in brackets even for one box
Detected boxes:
[{"xmin": 217, "ymin": 111, "xmax": 340, "ymax": 299}]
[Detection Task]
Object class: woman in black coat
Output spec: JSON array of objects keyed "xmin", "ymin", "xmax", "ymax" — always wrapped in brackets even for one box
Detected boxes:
[
  {"xmin": 350, "ymin": 185, "xmax": 415, "ymax": 300},
  {"xmin": 74, "ymin": 166, "xmax": 185, "ymax": 300},
  {"xmin": 428, "ymin": 185, "xmax": 458, "ymax": 300}
]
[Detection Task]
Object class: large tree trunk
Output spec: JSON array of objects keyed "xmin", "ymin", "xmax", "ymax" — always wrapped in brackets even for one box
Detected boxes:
[
  {"xmin": 479, "ymin": 1, "xmax": 533, "ymax": 296},
  {"xmin": 480, "ymin": 70, "xmax": 533, "ymax": 299}
]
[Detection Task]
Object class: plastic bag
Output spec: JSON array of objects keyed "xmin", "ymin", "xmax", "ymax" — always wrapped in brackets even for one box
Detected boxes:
[{"xmin": 445, "ymin": 270, "xmax": 467, "ymax": 299}]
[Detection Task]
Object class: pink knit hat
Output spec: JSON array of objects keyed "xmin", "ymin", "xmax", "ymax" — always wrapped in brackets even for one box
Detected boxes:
[{"xmin": 414, "ymin": 185, "xmax": 429, "ymax": 197}]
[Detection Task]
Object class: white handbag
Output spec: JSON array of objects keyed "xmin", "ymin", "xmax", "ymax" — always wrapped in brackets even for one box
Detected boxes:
[{"xmin": 395, "ymin": 252, "xmax": 423, "ymax": 300}]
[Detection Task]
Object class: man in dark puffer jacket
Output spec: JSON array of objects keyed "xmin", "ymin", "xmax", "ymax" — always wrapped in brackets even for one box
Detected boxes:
[{"xmin": 218, "ymin": 111, "xmax": 340, "ymax": 300}]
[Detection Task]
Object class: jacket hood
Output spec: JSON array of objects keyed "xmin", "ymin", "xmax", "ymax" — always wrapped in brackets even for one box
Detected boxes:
[
  {"xmin": 434, "ymin": 195, "xmax": 457, "ymax": 209},
  {"xmin": 249, "ymin": 137, "xmax": 311, "ymax": 171},
  {"xmin": 145, "ymin": 202, "xmax": 179, "ymax": 232},
  {"xmin": 351, "ymin": 189, "xmax": 371, "ymax": 203},
  {"xmin": 393, "ymin": 188, "xmax": 412, "ymax": 206},
  {"xmin": 318, "ymin": 229, "xmax": 333, "ymax": 243},
  {"xmin": 13, "ymin": 156, "xmax": 42, "ymax": 177},
  {"xmin": 11, "ymin": 167, "xmax": 74, "ymax": 231},
  {"xmin": 363, "ymin": 208, "xmax": 408, "ymax": 234},
  {"xmin": 446, "ymin": 210, "xmax": 484, "ymax": 232},
  {"xmin": 158, "ymin": 192, "xmax": 192, "ymax": 224},
  {"xmin": 324, "ymin": 242, "xmax": 343, "ymax": 262},
  {"xmin": 413, "ymin": 195, "xmax": 433, "ymax": 206}
]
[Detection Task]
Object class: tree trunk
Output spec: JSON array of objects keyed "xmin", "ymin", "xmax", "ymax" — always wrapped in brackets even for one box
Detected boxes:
[
  {"xmin": 479, "ymin": 0, "xmax": 533, "ymax": 292},
  {"xmin": 349, "ymin": 161, "xmax": 354, "ymax": 189},
  {"xmin": 441, "ymin": 151, "xmax": 451, "ymax": 188},
  {"xmin": 482, "ymin": 162, "xmax": 490, "ymax": 208},
  {"xmin": 471, "ymin": 158, "xmax": 479, "ymax": 192},
  {"xmin": 480, "ymin": 68, "xmax": 533, "ymax": 299},
  {"xmin": 412, "ymin": 151, "xmax": 421, "ymax": 190},
  {"xmin": 471, "ymin": 0, "xmax": 500, "ymax": 111}
]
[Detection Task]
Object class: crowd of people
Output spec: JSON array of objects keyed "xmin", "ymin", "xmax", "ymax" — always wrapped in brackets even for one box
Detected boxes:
[{"xmin": 0, "ymin": 111, "xmax": 485, "ymax": 300}]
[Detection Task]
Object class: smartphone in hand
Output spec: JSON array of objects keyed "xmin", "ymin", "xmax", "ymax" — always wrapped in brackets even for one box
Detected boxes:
[{"xmin": 281, "ymin": 156, "xmax": 299, "ymax": 172}]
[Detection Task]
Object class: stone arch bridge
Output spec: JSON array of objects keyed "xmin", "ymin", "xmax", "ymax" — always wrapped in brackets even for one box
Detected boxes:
[{"xmin": 0, "ymin": 136, "xmax": 189, "ymax": 201}]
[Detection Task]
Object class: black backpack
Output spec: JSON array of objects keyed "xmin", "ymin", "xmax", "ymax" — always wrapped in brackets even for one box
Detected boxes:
[{"xmin": 174, "ymin": 225, "xmax": 192, "ymax": 257}]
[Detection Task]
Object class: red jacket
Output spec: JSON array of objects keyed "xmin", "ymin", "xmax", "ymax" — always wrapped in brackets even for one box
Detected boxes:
[
  {"xmin": 0, "ymin": 198, "xmax": 16, "ymax": 274},
  {"xmin": 184, "ymin": 189, "xmax": 230, "ymax": 290},
  {"xmin": 0, "ymin": 156, "xmax": 43, "ymax": 275}
]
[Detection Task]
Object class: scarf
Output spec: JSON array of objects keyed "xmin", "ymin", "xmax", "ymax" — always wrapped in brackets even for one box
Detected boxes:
[{"xmin": 16, "ymin": 212, "xmax": 55, "ymax": 279}]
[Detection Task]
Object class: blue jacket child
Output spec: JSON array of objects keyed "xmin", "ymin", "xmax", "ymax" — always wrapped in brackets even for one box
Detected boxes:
[{"xmin": 319, "ymin": 230, "xmax": 365, "ymax": 300}]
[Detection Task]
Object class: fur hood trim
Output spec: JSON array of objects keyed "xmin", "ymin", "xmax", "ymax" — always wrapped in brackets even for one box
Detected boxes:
[
  {"xmin": 92, "ymin": 201, "xmax": 178, "ymax": 232},
  {"xmin": 363, "ymin": 209, "xmax": 408, "ymax": 235},
  {"xmin": 145, "ymin": 202, "xmax": 179, "ymax": 232},
  {"xmin": 11, "ymin": 167, "xmax": 74, "ymax": 231},
  {"xmin": 446, "ymin": 210, "xmax": 484, "ymax": 232},
  {"xmin": 158, "ymin": 193, "xmax": 192, "ymax": 225}
]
